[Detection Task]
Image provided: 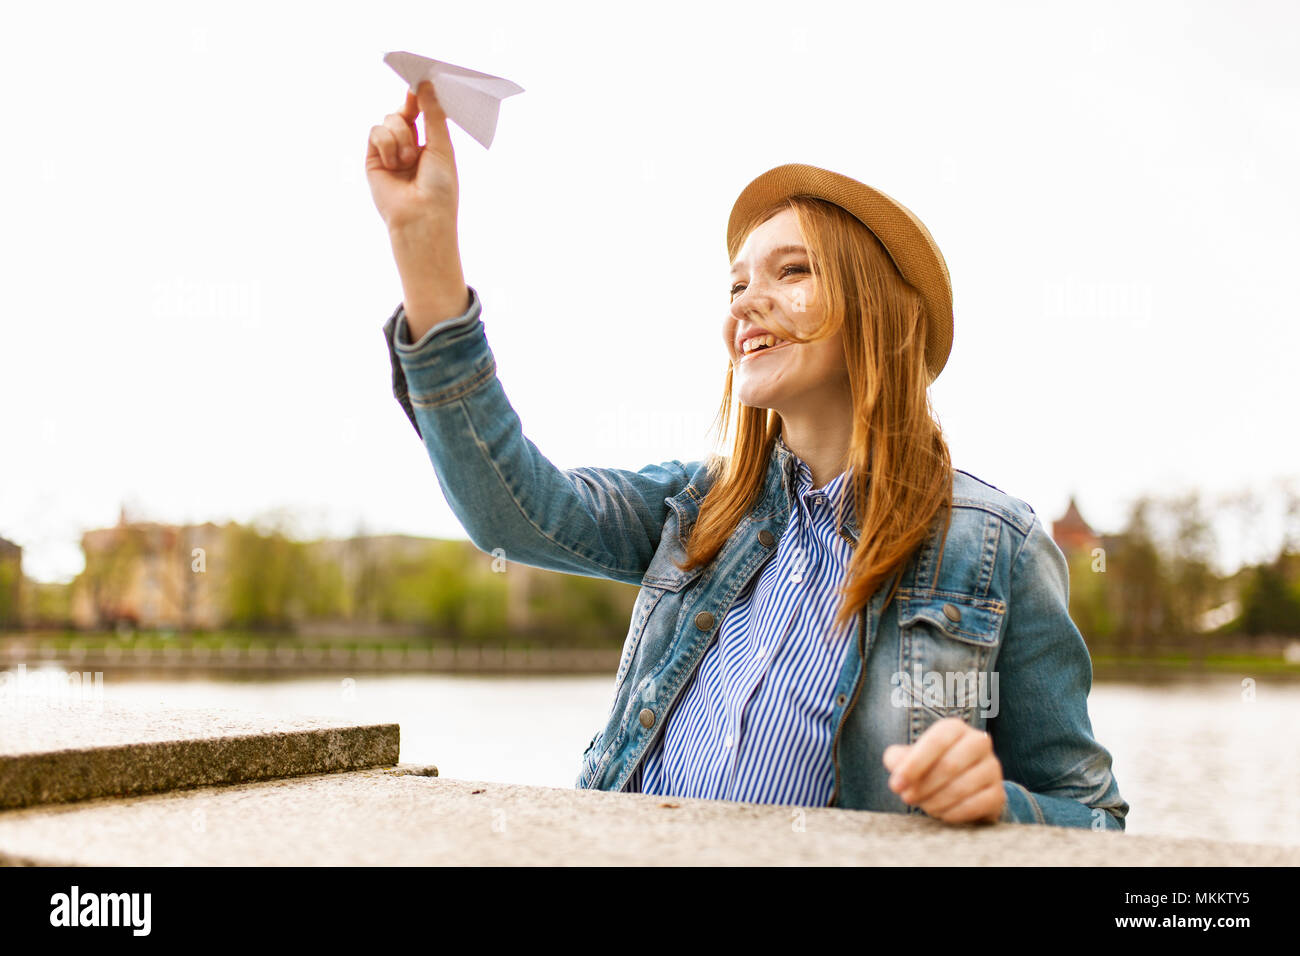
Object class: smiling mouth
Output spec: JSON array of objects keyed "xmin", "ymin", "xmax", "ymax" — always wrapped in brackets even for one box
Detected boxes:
[{"xmin": 739, "ymin": 340, "xmax": 793, "ymax": 362}]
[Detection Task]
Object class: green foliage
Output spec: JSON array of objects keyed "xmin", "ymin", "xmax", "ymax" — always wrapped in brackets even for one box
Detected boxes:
[
  {"xmin": 526, "ymin": 572, "xmax": 638, "ymax": 647},
  {"xmin": 0, "ymin": 558, "xmax": 19, "ymax": 629},
  {"xmin": 1065, "ymin": 547, "xmax": 1112, "ymax": 644},
  {"xmin": 1239, "ymin": 556, "xmax": 1300, "ymax": 635},
  {"xmin": 222, "ymin": 524, "xmax": 314, "ymax": 630},
  {"xmin": 1065, "ymin": 488, "xmax": 1300, "ymax": 649},
  {"xmin": 297, "ymin": 551, "xmax": 348, "ymax": 620}
]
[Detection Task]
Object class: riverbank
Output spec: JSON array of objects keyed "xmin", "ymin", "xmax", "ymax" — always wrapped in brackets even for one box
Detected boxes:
[
  {"xmin": 1092, "ymin": 653, "xmax": 1300, "ymax": 681},
  {"xmin": 5, "ymin": 632, "xmax": 1299, "ymax": 678},
  {"xmin": 0, "ymin": 635, "xmax": 619, "ymax": 675}
]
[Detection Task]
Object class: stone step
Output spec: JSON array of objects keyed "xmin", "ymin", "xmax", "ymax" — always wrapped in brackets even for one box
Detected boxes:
[{"xmin": 0, "ymin": 698, "xmax": 400, "ymax": 810}]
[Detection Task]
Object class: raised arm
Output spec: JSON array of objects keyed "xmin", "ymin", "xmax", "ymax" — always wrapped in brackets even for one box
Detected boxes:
[
  {"xmin": 382, "ymin": 292, "xmax": 701, "ymax": 586},
  {"xmin": 367, "ymin": 81, "xmax": 701, "ymax": 587}
]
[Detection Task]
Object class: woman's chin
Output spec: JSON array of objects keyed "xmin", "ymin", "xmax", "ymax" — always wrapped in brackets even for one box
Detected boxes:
[{"xmin": 735, "ymin": 382, "xmax": 780, "ymax": 410}]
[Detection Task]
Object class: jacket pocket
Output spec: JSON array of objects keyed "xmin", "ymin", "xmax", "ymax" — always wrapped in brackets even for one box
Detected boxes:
[{"xmin": 895, "ymin": 591, "xmax": 1006, "ymax": 733}]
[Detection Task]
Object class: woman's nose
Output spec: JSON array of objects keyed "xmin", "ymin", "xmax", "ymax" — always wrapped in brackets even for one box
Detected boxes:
[{"xmin": 729, "ymin": 281, "xmax": 773, "ymax": 323}]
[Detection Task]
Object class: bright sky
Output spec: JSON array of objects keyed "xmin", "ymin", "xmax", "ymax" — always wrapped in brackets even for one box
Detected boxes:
[{"xmin": 2, "ymin": 0, "xmax": 1297, "ymax": 583}]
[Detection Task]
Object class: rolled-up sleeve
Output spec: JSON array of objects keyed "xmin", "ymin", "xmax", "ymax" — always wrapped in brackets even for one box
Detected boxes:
[{"xmin": 381, "ymin": 287, "xmax": 482, "ymax": 439}]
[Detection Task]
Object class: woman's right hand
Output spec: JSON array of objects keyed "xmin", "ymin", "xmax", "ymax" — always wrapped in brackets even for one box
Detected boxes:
[
  {"xmin": 367, "ymin": 80, "xmax": 469, "ymax": 334},
  {"xmin": 367, "ymin": 80, "xmax": 459, "ymax": 233}
]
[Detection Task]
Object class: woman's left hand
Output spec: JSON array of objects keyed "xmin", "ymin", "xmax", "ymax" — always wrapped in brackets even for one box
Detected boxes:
[{"xmin": 882, "ymin": 718, "xmax": 1006, "ymax": 824}]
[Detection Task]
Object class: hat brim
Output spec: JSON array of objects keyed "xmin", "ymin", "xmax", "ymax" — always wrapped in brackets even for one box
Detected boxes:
[{"xmin": 727, "ymin": 163, "xmax": 953, "ymax": 384}]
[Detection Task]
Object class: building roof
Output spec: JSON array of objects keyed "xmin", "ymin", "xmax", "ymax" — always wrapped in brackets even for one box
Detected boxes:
[{"xmin": 1053, "ymin": 496, "xmax": 1096, "ymax": 537}]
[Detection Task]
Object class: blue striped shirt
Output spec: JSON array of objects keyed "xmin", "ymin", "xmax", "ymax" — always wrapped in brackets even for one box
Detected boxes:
[{"xmin": 623, "ymin": 451, "xmax": 860, "ymax": 806}]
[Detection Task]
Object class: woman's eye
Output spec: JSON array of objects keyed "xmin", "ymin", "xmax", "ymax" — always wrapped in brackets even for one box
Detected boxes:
[{"xmin": 729, "ymin": 264, "xmax": 808, "ymax": 297}]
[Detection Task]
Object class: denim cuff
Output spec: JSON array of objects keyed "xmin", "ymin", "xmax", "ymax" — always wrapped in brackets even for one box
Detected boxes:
[
  {"xmin": 393, "ymin": 286, "xmax": 481, "ymax": 348},
  {"xmin": 999, "ymin": 779, "xmax": 1047, "ymax": 825},
  {"xmin": 381, "ymin": 285, "xmax": 484, "ymax": 439}
]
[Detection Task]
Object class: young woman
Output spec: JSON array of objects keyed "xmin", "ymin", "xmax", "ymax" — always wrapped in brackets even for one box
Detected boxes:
[{"xmin": 366, "ymin": 81, "xmax": 1129, "ymax": 829}]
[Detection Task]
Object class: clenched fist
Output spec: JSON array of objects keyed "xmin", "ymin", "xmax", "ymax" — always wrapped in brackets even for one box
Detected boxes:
[{"xmin": 882, "ymin": 717, "xmax": 1006, "ymax": 824}]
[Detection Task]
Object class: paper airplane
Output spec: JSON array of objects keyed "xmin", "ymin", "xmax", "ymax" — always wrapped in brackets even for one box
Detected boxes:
[{"xmin": 383, "ymin": 51, "xmax": 524, "ymax": 150}]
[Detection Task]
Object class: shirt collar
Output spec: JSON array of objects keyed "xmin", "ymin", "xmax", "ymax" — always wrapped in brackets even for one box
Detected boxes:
[{"xmin": 772, "ymin": 433, "xmax": 860, "ymax": 543}]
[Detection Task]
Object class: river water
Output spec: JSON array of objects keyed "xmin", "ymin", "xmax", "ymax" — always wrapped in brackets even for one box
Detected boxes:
[{"xmin": 67, "ymin": 673, "xmax": 1300, "ymax": 848}]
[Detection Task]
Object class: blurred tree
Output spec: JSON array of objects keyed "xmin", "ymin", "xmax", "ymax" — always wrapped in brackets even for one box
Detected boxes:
[
  {"xmin": 1239, "ymin": 550, "xmax": 1300, "ymax": 636},
  {"xmin": 525, "ymin": 571, "xmax": 637, "ymax": 647},
  {"xmin": 297, "ymin": 545, "xmax": 348, "ymax": 621},
  {"xmin": 1163, "ymin": 490, "xmax": 1219, "ymax": 649},
  {"xmin": 1111, "ymin": 497, "xmax": 1166, "ymax": 650},
  {"xmin": 23, "ymin": 581, "xmax": 73, "ymax": 629},
  {"xmin": 1065, "ymin": 547, "xmax": 1114, "ymax": 647},
  {"xmin": 1281, "ymin": 480, "xmax": 1300, "ymax": 555},
  {"xmin": 221, "ymin": 522, "xmax": 310, "ymax": 631},
  {"xmin": 0, "ymin": 556, "xmax": 20, "ymax": 630}
]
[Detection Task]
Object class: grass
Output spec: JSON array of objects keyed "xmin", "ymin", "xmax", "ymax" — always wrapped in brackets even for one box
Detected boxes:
[
  {"xmin": 1091, "ymin": 652, "xmax": 1300, "ymax": 676},
  {"xmin": 9, "ymin": 630, "xmax": 596, "ymax": 656},
  {"xmin": 14, "ymin": 631, "xmax": 1300, "ymax": 676}
]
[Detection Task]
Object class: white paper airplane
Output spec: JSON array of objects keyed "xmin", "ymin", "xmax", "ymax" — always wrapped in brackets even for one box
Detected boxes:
[{"xmin": 383, "ymin": 51, "xmax": 524, "ymax": 150}]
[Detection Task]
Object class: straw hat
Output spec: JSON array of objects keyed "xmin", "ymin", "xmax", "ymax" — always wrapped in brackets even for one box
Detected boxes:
[{"xmin": 727, "ymin": 163, "xmax": 954, "ymax": 383}]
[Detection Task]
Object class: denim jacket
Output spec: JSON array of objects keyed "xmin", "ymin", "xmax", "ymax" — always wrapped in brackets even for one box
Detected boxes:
[{"xmin": 382, "ymin": 289, "xmax": 1129, "ymax": 830}]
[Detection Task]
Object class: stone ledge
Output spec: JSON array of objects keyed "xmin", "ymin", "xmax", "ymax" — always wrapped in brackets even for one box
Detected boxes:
[
  {"xmin": 0, "ymin": 699, "xmax": 400, "ymax": 810},
  {"xmin": 2, "ymin": 767, "xmax": 1296, "ymax": 866}
]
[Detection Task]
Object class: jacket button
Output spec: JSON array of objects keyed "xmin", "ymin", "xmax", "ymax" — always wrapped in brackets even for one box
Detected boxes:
[
  {"xmin": 942, "ymin": 603, "xmax": 961, "ymax": 623},
  {"xmin": 638, "ymin": 708, "xmax": 655, "ymax": 728},
  {"xmin": 758, "ymin": 529, "xmax": 775, "ymax": 547},
  {"xmin": 836, "ymin": 693, "xmax": 847, "ymax": 707},
  {"xmin": 694, "ymin": 610, "xmax": 715, "ymax": 631}
]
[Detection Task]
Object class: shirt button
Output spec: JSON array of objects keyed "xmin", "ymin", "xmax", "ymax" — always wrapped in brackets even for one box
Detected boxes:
[
  {"xmin": 694, "ymin": 610, "xmax": 715, "ymax": 631},
  {"xmin": 638, "ymin": 708, "xmax": 655, "ymax": 728},
  {"xmin": 724, "ymin": 733, "xmax": 733, "ymax": 748},
  {"xmin": 942, "ymin": 603, "xmax": 962, "ymax": 623},
  {"xmin": 756, "ymin": 647, "xmax": 767, "ymax": 659},
  {"xmin": 758, "ymin": 529, "xmax": 775, "ymax": 547}
]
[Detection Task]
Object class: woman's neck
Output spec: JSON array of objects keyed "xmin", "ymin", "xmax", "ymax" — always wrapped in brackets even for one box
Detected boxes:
[{"xmin": 779, "ymin": 409, "xmax": 854, "ymax": 490}]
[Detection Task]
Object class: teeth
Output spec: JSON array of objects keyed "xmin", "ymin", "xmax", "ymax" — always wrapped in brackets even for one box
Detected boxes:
[{"xmin": 742, "ymin": 333, "xmax": 781, "ymax": 354}]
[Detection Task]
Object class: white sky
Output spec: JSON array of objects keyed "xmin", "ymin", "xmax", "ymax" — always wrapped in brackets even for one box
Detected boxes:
[{"xmin": 2, "ymin": 0, "xmax": 1297, "ymax": 583}]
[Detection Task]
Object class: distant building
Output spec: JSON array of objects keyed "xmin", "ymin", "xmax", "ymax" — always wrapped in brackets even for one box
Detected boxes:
[
  {"xmin": 1051, "ymin": 496, "xmax": 1126, "ymax": 572},
  {"xmin": 71, "ymin": 510, "xmax": 228, "ymax": 631},
  {"xmin": 1051, "ymin": 496, "xmax": 1100, "ymax": 554},
  {"xmin": 67, "ymin": 511, "xmax": 536, "ymax": 634}
]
